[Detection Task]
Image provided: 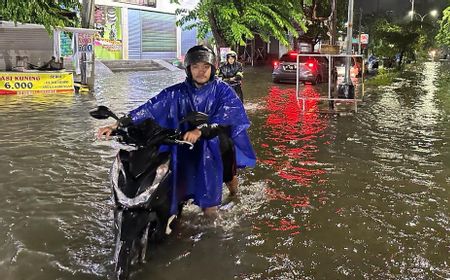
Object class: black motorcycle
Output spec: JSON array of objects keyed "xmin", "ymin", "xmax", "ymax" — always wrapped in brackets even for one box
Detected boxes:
[
  {"xmin": 90, "ymin": 106, "xmax": 207, "ymax": 280},
  {"xmin": 222, "ymin": 78, "xmax": 244, "ymax": 103}
]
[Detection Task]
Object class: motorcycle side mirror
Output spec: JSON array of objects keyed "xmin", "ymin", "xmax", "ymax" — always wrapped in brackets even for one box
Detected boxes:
[
  {"xmin": 89, "ymin": 105, "xmax": 119, "ymax": 120},
  {"xmin": 179, "ymin": 111, "xmax": 209, "ymax": 127}
]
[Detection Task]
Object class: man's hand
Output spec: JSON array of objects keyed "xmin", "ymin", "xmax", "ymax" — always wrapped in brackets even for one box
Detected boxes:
[
  {"xmin": 183, "ymin": 128, "xmax": 202, "ymax": 144},
  {"xmin": 97, "ymin": 123, "xmax": 118, "ymax": 140}
]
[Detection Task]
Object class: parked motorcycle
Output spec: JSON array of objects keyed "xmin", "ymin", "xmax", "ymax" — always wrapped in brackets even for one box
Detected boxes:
[
  {"xmin": 367, "ymin": 55, "xmax": 379, "ymax": 74},
  {"xmin": 90, "ymin": 106, "xmax": 207, "ymax": 280}
]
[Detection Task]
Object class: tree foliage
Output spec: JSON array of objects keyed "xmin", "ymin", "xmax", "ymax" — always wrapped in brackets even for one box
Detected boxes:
[
  {"xmin": 0, "ymin": 0, "xmax": 80, "ymax": 31},
  {"xmin": 372, "ymin": 19, "xmax": 420, "ymax": 63},
  {"xmin": 175, "ymin": 0, "xmax": 309, "ymax": 53},
  {"xmin": 301, "ymin": 0, "xmax": 348, "ymax": 47},
  {"xmin": 436, "ymin": 6, "xmax": 450, "ymax": 47}
]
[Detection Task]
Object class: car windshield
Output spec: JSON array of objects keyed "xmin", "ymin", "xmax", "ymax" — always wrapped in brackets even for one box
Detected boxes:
[
  {"xmin": 280, "ymin": 53, "xmax": 324, "ymax": 62},
  {"xmin": 280, "ymin": 54, "xmax": 304, "ymax": 63}
]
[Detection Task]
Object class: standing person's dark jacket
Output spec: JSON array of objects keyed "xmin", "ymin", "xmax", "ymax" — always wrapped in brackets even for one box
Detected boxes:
[{"xmin": 218, "ymin": 61, "xmax": 244, "ymax": 102}]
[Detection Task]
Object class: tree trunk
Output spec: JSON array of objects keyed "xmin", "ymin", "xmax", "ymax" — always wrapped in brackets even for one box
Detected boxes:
[
  {"xmin": 329, "ymin": 0, "xmax": 337, "ymax": 45},
  {"xmin": 311, "ymin": 0, "xmax": 337, "ymax": 45},
  {"xmin": 208, "ymin": 11, "xmax": 227, "ymax": 62}
]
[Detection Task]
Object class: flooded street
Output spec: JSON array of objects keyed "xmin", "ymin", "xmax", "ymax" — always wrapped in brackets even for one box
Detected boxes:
[{"xmin": 0, "ymin": 62, "xmax": 449, "ymax": 279}]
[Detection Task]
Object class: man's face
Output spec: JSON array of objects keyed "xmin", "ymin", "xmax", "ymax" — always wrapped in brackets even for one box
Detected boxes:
[
  {"xmin": 227, "ymin": 56, "xmax": 235, "ymax": 64},
  {"xmin": 190, "ymin": 62, "xmax": 212, "ymax": 85}
]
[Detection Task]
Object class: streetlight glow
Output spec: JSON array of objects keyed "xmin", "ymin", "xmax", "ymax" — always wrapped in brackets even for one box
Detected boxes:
[{"xmin": 409, "ymin": 9, "xmax": 439, "ymax": 22}]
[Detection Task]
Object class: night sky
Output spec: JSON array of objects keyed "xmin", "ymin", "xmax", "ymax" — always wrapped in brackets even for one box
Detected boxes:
[{"xmin": 355, "ymin": 0, "xmax": 448, "ymax": 16}]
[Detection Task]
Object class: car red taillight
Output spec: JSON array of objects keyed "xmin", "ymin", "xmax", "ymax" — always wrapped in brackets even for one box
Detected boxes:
[
  {"xmin": 273, "ymin": 61, "xmax": 279, "ymax": 68},
  {"xmin": 306, "ymin": 60, "xmax": 316, "ymax": 69}
]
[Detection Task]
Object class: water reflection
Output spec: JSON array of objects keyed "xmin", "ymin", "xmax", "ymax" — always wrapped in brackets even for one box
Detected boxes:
[
  {"xmin": 262, "ymin": 85, "xmax": 329, "ymax": 187},
  {"xmin": 1, "ymin": 64, "xmax": 449, "ymax": 279},
  {"xmin": 249, "ymin": 85, "xmax": 332, "ymax": 252}
]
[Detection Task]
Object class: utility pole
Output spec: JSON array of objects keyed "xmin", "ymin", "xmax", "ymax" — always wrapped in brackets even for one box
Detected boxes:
[
  {"xmin": 337, "ymin": 0, "xmax": 355, "ymax": 99},
  {"xmin": 80, "ymin": 0, "xmax": 95, "ymax": 87},
  {"xmin": 410, "ymin": 0, "xmax": 415, "ymax": 21},
  {"xmin": 81, "ymin": 0, "xmax": 95, "ymax": 29},
  {"xmin": 344, "ymin": 0, "xmax": 354, "ymax": 84},
  {"xmin": 330, "ymin": 0, "xmax": 337, "ymax": 45},
  {"xmin": 358, "ymin": 8, "xmax": 362, "ymax": 55}
]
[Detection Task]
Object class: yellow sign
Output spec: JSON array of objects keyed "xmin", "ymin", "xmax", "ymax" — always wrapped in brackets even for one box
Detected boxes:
[{"xmin": 0, "ymin": 72, "xmax": 74, "ymax": 95}]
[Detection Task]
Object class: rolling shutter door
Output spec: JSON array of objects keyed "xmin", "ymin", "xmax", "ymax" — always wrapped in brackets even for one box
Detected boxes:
[
  {"xmin": 0, "ymin": 28, "xmax": 54, "ymax": 70},
  {"xmin": 128, "ymin": 9, "xmax": 142, "ymax": 59},
  {"xmin": 127, "ymin": 10, "xmax": 177, "ymax": 59},
  {"xmin": 140, "ymin": 11, "xmax": 176, "ymax": 59}
]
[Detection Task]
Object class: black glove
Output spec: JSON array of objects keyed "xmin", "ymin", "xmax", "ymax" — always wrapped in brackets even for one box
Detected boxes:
[
  {"xmin": 118, "ymin": 115, "xmax": 132, "ymax": 128},
  {"xmin": 197, "ymin": 123, "xmax": 231, "ymax": 139}
]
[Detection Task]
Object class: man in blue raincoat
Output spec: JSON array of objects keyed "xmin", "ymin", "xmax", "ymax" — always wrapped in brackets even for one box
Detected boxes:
[{"xmin": 97, "ymin": 45, "xmax": 256, "ymax": 217}]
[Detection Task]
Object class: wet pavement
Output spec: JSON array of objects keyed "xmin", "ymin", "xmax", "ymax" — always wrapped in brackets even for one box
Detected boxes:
[{"xmin": 0, "ymin": 62, "xmax": 449, "ymax": 279}]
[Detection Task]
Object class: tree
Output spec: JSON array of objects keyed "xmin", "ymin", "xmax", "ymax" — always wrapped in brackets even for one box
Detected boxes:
[
  {"xmin": 300, "ymin": 0, "xmax": 348, "ymax": 49},
  {"xmin": 0, "ymin": 0, "xmax": 80, "ymax": 31},
  {"xmin": 174, "ymin": 0, "xmax": 309, "ymax": 56},
  {"xmin": 372, "ymin": 19, "xmax": 420, "ymax": 65},
  {"xmin": 436, "ymin": 6, "xmax": 450, "ymax": 47}
]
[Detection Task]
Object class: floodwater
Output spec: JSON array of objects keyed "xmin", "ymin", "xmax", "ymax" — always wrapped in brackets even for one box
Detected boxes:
[{"xmin": 0, "ymin": 62, "xmax": 449, "ymax": 280}]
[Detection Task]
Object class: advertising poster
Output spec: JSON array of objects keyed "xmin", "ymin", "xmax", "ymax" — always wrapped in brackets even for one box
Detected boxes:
[
  {"xmin": 94, "ymin": 5, "xmax": 123, "ymax": 60},
  {"xmin": 60, "ymin": 32, "xmax": 73, "ymax": 57},
  {"xmin": 78, "ymin": 33, "xmax": 94, "ymax": 53},
  {"xmin": 0, "ymin": 72, "xmax": 74, "ymax": 95}
]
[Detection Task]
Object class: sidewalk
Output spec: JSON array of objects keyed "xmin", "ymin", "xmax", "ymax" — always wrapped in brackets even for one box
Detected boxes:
[{"xmin": 98, "ymin": 59, "xmax": 182, "ymax": 72}]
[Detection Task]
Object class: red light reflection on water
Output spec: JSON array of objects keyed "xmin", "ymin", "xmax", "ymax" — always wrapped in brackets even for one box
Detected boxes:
[
  {"xmin": 265, "ymin": 187, "xmax": 310, "ymax": 207},
  {"xmin": 263, "ymin": 85, "xmax": 328, "ymax": 186},
  {"xmin": 267, "ymin": 219, "xmax": 301, "ymax": 235},
  {"xmin": 256, "ymin": 85, "xmax": 330, "ymax": 234}
]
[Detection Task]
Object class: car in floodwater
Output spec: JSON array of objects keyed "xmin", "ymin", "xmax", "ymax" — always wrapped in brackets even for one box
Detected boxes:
[{"xmin": 272, "ymin": 51, "xmax": 329, "ymax": 85}]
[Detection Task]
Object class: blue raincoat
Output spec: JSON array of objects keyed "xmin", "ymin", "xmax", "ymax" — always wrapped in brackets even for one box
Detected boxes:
[{"xmin": 129, "ymin": 78, "xmax": 256, "ymax": 214}]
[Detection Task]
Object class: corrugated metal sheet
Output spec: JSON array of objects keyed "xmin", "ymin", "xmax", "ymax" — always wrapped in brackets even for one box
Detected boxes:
[
  {"xmin": 127, "ymin": 10, "xmax": 176, "ymax": 59},
  {"xmin": 128, "ymin": 9, "xmax": 142, "ymax": 59},
  {"xmin": 0, "ymin": 28, "xmax": 53, "ymax": 51}
]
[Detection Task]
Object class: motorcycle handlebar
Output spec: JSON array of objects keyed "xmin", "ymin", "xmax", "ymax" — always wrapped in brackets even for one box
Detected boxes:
[
  {"xmin": 164, "ymin": 139, "xmax": 194, "ymax": 150},
  {"xmin": 111, "ymin": 128, "xmax": 193, "ymax": 149}
]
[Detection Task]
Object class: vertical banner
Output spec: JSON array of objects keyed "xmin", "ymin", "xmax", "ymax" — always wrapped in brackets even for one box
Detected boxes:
[
  {"xmin": 94, "ymin": 5, "xmax": 123, "ymax": 60},
  {"xmin": 60, "ymin": 32, "xmax": 73, "ymax": 57},
  {"xmin": 78, "ymin": 33, "xmax": 95, "ymax": 78}
]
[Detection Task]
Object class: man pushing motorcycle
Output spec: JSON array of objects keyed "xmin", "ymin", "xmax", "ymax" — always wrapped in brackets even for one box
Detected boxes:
[{"xmin": 97, "ymin": 45, "xmax": 256, "ymax": 218}]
